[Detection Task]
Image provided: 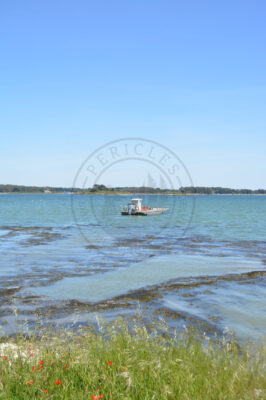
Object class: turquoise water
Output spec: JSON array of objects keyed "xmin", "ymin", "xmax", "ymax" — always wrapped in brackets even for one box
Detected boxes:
[
  {"xmin": 0, "ymin": 194, "xmax": 265, "ymax": 340},
  {"xmin": 1, "ymin": 194, "xmax": 265, "ymax": 240}
]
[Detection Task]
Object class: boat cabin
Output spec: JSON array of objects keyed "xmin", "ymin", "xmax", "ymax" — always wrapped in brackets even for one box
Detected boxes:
[{"xmin": 130, "ymin": 198, "xmax": 142, "ymax": 212}]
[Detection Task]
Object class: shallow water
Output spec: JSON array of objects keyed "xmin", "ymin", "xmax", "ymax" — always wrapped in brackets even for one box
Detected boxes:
[
  {"xmin": 0, "ymin": 194, "xmax": 265, "ymax": 341},
  {"xmin": 32, "ymin": 255, "xmax": 263, "ymax": 302}
]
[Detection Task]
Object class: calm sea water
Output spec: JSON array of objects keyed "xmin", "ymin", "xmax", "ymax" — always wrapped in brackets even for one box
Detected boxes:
[{"xmin": 0, "ymin": 194, "xmax": 265, "ymax": 341}]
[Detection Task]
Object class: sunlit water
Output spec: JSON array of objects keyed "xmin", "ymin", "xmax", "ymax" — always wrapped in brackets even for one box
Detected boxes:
[{"xmin": 0, "ymin": 194, "xmax": 265, "ymax": 341}]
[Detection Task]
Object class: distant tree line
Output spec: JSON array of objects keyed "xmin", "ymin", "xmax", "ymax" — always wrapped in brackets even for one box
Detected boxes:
[
  {"xmin": 179, "ymin": 186, "xmax": 266, "ymax": 194},
  {"xmin": 1, "ymin": 184, "xmax": 265, "ymax": 194},
  {"xmin": 88, "ymin": 184, "xmax": 266, "ymax": 194},
  {"xmin": 0, "ymin": 185, "xmax": 81, "ymax": 193}
]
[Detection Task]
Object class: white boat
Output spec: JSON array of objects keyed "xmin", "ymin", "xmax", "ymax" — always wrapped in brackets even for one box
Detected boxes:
[{"xmin": 120, "ymin": 198, "xmax": 169, "ymax": 216}]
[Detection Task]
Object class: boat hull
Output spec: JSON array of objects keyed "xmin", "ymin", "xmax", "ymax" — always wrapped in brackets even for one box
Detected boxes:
[{"xmin": 121, "ymin": 208, "xmax": 168, "ymax": 216}]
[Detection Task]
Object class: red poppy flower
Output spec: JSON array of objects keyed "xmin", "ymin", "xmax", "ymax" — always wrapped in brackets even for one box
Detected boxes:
[
  {"xmin": 32, "ymin": 366, "xmax": 36, "ymax": 372},
  {"xmin": 40, "ymin": 360, "xmax": 44, "ymax": 365},
  {"xmin": 43, "ymin": 389, "xmax": 48, "ymax": 394},
  {"xmin": 108, "ymin": 361, "xmax": 112, "ymax": 366},
  {"xmin": 56, "ymin": 380, "xmax": 62, "ymax": 385},
  {"xmin": 100, "ymin": 395, "xmax": 104, "ymax": 399},
  {"xmin": 26, "ymin": 380, "xmax": 34, "ymax": 386},
  {"xmin": 2, "ymin": 356, "xmax": 7, "ymax": 360},
  {"xmin": 28, "ymin": 347, "xmax": 34, "ymax": 351},
  {"xmin": 29, "ymin": 353, "xmax": 34, "ymax": 357}
]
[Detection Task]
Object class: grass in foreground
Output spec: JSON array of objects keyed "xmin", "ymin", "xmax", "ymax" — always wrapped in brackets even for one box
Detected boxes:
[{"xmin": 0, "ymin": 318, "xmax": 265, "ymax": 400}]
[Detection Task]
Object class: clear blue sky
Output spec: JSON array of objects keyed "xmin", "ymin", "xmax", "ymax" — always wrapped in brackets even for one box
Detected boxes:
[{"xmin": 0, "ymin": 0, "xmax": 265, "ymax": 189}]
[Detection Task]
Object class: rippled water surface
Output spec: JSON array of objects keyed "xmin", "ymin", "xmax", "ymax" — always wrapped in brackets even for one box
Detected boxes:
[{"xmin": 0, "ymin": 194, "xmax": 265, "ymax": 341}]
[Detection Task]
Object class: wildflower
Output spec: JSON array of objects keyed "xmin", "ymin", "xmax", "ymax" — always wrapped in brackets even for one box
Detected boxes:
[
  {"xmin": 29, "ymin": 353, "xmax": 34, "ymax": 357},
  {"xmin": 50, "ymin": 361, "xmax": 55, "ymax": 366},
  {"xmin": 26, "ymin": 380, "xmax": 34, "ymax": 386},
  {"xmin": 28, "ymin": 347, "xmax": 34, "ymax": 351},
  {"xmin": 56, "ymin": 379, "xmax": 62, "ymax": 385},
  {"xmin": 2, "ymin": 356, "xmax": 7, "ymax": 360},
  {"xmin": 40, "ymin": 360, "xmax": 44, "ymax": 365},
  {"xmin": 108, "ymin": 361, "xmax": 112, "ymax": 366},
  {"xmin": 100, "ymin": 395, "xmax": 104, "ymax": 399},
  {"xmin": 43, "ymin": 389, "xmax": 48, "ymax": 394},
  {"xmin": 39, "ymin": 365, "xmax": 43, "ymax": 370},
  {"xmin": 65, "ymin": 364, "xmax": 69, "ymax": 370},
  {"xmin": 32, "ymin": 366, "xmax": 36, "ymax": 372}
]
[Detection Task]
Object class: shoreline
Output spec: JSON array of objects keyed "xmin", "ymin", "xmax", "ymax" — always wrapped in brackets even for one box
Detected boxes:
[
  {"xmin": 0, "ymin": 317, "xmax": 265, "ymax": 399},
  {"xmin": 1, "ymin": 192, "xmax": 266, "ymax": 196}
]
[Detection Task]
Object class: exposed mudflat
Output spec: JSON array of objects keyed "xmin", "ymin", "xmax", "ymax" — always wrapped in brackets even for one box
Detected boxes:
[{"xmin": 0, "ymin": 194, "xmax": 265, "ymax": 342}]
